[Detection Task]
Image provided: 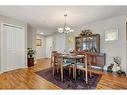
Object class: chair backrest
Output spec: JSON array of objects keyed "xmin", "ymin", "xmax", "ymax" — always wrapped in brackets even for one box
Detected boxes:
[
  {"xmin": 76, "ymin": 51, "xmax": 88, "ymax": 67},
  {"xmin": 52, "ymin": 51, "xmax": 58, "ymax": 54},
  {"xmin": 51, "ymin": 51, "xmax": 57, "ymax": 62},
  {"xmin": 76, "ymin": 50, "xmax": 86, "ymax": 55},
  {"xmin": 70, "ymin": 50, "xmax": 77, "ymax": 54},
  {"xmin": 54, "ymin": 53, "xmax": 60, "ymax": 63},
  {"xmin": 51, "ymin": 52, "xmax": 62, "ymax": 67}
]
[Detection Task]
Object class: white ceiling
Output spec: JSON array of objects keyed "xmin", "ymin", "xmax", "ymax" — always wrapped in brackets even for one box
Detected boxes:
[{"xmin": 0, "ymin": 6, "xmax": 127, "ymax": 35}]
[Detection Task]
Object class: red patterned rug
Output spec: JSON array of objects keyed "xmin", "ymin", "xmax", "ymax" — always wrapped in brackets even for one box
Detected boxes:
[{"xmin": 35, "ymin": 68, "xmax": 102, "ymax": 89}]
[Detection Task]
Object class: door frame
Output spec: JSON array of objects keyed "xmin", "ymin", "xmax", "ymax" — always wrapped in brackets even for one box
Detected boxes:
[
  {"xmin": 0, "ymin": 23, "xmax": 27, "ymax": 73},
  {"xmin": 46, "ymin": 36, "xmax": 53, "ymax": 58}
]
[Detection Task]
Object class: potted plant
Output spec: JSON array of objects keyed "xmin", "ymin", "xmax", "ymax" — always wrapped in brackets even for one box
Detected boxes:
[{"xmin": 27, "ymin": 48, "xmax": 35, "ymax": 67}]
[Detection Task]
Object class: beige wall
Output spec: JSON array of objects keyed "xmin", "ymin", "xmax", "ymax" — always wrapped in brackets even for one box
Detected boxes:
[
  {"xmin": 66, "ymin": 15, "xmax": 127, "ymax": 73},
  {"xmin": 27, "ymin": 26, "xmax": 46, "ymax": 59},
  {"xmin": 27, "ymin": 25, "xmax": 36, "ymax": 50},
  {"xmin": 36, "ymin": 35, "xmax": 46, "ymax": 59}
]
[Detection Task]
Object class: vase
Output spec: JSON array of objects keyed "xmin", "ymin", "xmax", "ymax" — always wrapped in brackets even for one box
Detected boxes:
[{"xmin": 116, "ymin": 66, "xmax": 121, "ymax": 71}]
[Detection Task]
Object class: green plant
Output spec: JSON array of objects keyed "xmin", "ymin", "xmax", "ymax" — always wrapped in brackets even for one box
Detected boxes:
[{"xmin": 27, "ymin": 48, "xmax": 35, "ymax": 58}]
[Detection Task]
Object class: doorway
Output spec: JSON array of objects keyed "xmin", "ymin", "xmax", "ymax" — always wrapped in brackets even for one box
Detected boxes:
[
  {"xmin": 0, "ymin": 23, "xmax": 26, "ymax": 72},
  {"xmin": 46, "ymin": 36, "xmax": 53, "ymax": 58}
]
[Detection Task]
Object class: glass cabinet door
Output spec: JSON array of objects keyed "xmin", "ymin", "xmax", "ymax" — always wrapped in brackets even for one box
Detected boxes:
[{"xmin": 75, "ymin": 34, "xmax": 100, "ymax": 52}]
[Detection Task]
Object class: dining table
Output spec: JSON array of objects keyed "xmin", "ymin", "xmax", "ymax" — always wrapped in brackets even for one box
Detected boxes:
[{"xmin": 59, "ymin": 54, "xmax": 85, "ymax": 80}]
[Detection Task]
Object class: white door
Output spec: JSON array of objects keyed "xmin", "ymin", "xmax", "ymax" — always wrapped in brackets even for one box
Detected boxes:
[
  {"xmin": 1, "ymin": 24, "xmax": 25, "ymax": 72},
  {"xmin": 46, "ymin": 37, "xmax": 53, "ymax": 58}
]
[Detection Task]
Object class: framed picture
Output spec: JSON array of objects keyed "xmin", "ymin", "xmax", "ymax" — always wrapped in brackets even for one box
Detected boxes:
[
  {"xmin": 105, "ymin": 28, "xmax": 118, "ymax": 41},
  {"xmin": 36, "ymin": 39, "xmax": 42, "ymax": 46}
]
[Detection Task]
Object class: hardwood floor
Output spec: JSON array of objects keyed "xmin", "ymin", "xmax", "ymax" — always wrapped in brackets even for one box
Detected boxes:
[
  {"xmin": 0, "ymin": 59, "xmax": 60, "ymax": 89},
  {"xmin": 0, "ymin": 58, "xmax": 127, "ymax": 89}
]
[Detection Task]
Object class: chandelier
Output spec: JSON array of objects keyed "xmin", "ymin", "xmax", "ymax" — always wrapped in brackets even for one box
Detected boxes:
[{"xmin": 58, "ymin": 14, "xmax": 74, "ymax": 34}]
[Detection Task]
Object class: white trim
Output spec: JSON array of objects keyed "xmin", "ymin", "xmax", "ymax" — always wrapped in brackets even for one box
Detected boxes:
[
  {"xmin": 0, "ymin": 23, "xmax": 26, "ymax": 72},
  {"xmin": 36, "ymin": 57, "xmax": 46, "ymax": 60},
  {"xmin": 35, "ymin": 57, "xmax": 46, "ymax": 64},
  {"xmin": 25, "ymin": 24, "xmax": 27, "ymax": 68},
  {"xmin": 1, "ymin": 23, "xmax": 4, "ymax": 72},
  {"xmin": 1, "ymin": 23, "xmax": 24, "ymax": 29},
  {"xmin": 0, "ymin": 71, "xmax": 3, "ymax": 74}
]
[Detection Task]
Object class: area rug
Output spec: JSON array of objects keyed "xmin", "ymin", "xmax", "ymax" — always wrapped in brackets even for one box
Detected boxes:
[{"xmin": 35, "ymin": 68, "xmax": 102, "ymax": 89}]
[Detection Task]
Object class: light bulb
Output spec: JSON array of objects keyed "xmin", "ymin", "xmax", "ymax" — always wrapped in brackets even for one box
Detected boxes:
[
  {"xmin": 58, "ymin": 28, "xmax": 63, "ymax": 33},
  {"xmin": 65, "ymin": 27, "xmax": 70, "ymax": 31},
  {"xmin": 70, "ymin": 29, "xmax": 74, "ymax": 32}
]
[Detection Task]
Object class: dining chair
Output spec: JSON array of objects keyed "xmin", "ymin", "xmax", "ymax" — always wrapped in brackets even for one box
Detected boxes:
[
  {"xmin": 51, "ymin": 51, "xmax": 58, "ymax": 68},
  {"xmin": 52, "ymin": 53, "xmax": 71, "ymax": 82},
  {"xmin": 87, "ymin": 52, "xmax": 105, "ymax": 71},
  {"xmin": 75, "ymin": 51, "xmax": 92, "ymax": 84}
]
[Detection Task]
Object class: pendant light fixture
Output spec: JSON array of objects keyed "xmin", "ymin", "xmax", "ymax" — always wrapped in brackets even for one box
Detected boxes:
[{"xmin": 58, "ymin": 14, "xmax": 74, "ymax": 34}]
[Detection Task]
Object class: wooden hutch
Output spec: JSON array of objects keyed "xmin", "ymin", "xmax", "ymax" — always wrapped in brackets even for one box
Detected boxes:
[
  {"xmin": 75, "ymin": 34, "xmax": 100, "ymax": 52},
  {"xmin": 75, "ymin": 33, "xmax": 106, "ymax": 70}
]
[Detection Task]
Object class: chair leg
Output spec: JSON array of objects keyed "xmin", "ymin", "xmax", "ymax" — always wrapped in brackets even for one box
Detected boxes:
[
  {"xmin": 69, "ymin": 67, "xmax": 71, "ymax": 77},
  {"xmin": 53, "ymin": 67, "xmax": 55, "ymax": 77},
  {"xmin": 61, "ymin": 66, "xmax": 63, "ymax": 82},
  {"xmin": 89, "ymin": 69, "xmax": 92, "ymax": 78},
  {"xmin": 74, "ymin": 66, "xmax": 76, "ymax": 80},
  {"xmin": 89, "ymin": 72, "xmax": 92, "ymax": 78},
  {"xmin": 56, "ymin": 67, "xmax": 59, "ymax": 74},
  {"xmin": 89, "ymin": 65, "xmax": 92, "ymax": 78},
  {"xmin": 50, "ymin": 62, "xmax": 52, "ymax": 69},
  {"xmin": 78, "ymin": 69, "xmax": 80, "ymax": 75},
  {"xmin": 72, "ymin": 65, "xmax": 75, "ymax": 79},
  {"xmin": 50, "ymin": 58, "xmax": 53, "ymax": 69},
  {"xmin": 85, "ymin": 71, "xmax": 88, "ymax": 84}
]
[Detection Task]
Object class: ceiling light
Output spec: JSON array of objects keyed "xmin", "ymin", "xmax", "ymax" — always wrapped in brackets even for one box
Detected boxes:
[
  {"xmin": 58, "ymin": 14, "xmax": 74, "ymax": 34},
  {"xmin": 39, "ymin": 32, "xmax": 44, "ymax": 35}
]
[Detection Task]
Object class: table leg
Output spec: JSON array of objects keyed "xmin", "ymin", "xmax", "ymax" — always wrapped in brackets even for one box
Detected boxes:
[
  {"xmin": 75, "ymin": 67, "xmax": 77, "ymax": 80},
  {"xmin": 72, "ymin": 64, "xmax": 75, "ymax": 79},
  {"xmin": 69, "ymin": 67, "xmax": 71, "ymax": 77},
  {"xmin": 78, "ymin": 69, "xmax": 80, "ymax": 75}
]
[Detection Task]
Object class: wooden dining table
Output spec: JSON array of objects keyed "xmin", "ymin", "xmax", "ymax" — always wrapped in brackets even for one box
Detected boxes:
[{"xmin": 59, "ymin": 54, "xmax": 85, "ymax": 80}]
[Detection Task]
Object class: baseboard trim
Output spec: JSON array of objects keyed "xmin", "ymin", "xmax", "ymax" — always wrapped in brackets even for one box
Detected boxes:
[
  {"xmin": 36, "ymin": 57, "xmax": 46, "ymax": 60},
  {"xmin": 0, "ymin": 71, "xmax": 3, "ymax": 74}
]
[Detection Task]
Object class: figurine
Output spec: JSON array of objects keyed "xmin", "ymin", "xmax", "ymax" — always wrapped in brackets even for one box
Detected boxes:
[
  {"xmin": 107, "ymin": 64, "xmax": 114, "ymax": 73},
  {"xmin": 113, "ymin": 57, "xmax": 121, "ymax": 71},
  {"xmin": 116, "ymin": 70, "xmax": 126, "ymax": 76},
  {"xmin": 113, "ymin": 56, "xmax": 126, "ymax": 76}
]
